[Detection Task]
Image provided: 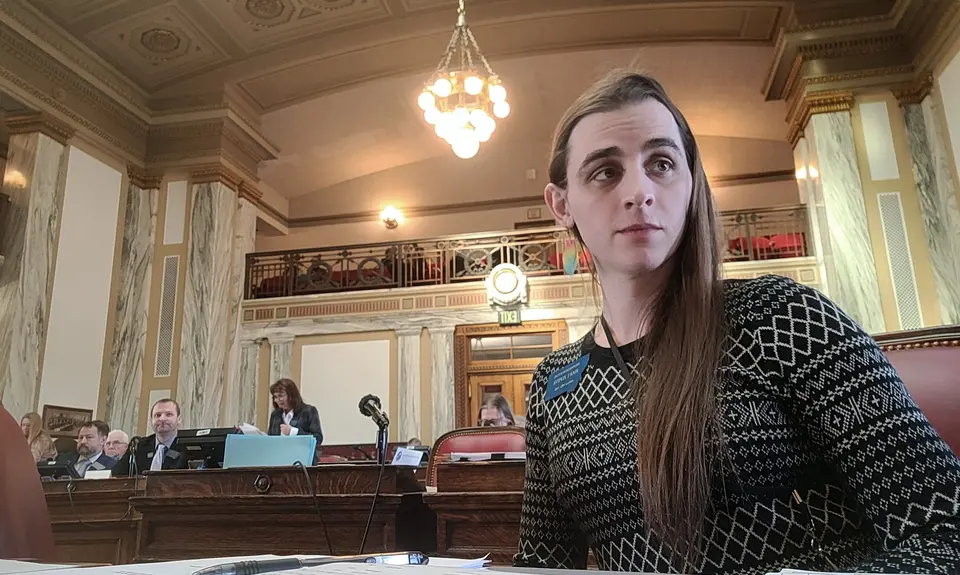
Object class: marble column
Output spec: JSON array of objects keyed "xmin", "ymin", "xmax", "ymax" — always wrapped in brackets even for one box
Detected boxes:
[
  {"xmin": 802, "ymin": 112, "xmax": 886, "ymax": 333},
  {"xmin": 177, "ymin": 181, "xmax": 236, "ymax": 428},
  {"xmin": 0, "ymin": 115, "xmax": 71, "ymax": 418},
  {"xmin": 235, "ymin": 339, "xmax": 260, "ymax": 426},
  {"xmin": 103, "ymin": 173, "xmax": 159, "ymax": 434},
  {"xmin": 902, "ymin": 98, "xmax": 960, "ymax": 324},
  {"xmin": 429, "ymin": 326, "xmax": 456, "ymax": 439},
  {"xmin": 269, "ymin": 334, "xmax": 294, "ymax": 386},
  {"xmin": 397, "ymin": 328, "xmax": 422, "ymax": 442},
  {"xmin": 222, "ymin": 197, "xmax": 257, "ymax": 426}
]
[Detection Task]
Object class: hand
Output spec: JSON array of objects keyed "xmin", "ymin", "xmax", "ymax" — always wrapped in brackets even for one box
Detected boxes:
[{"xmin": 280, "ymin": 424, "xmax": 292, "ymax": 436}]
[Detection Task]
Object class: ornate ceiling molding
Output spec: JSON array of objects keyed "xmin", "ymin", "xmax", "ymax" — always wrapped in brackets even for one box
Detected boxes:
[
  {"xmin": 892, "ymin": 74, "xmax": 934, "ymax": 106},
  {"xmin": 126, "ymin": 165, "xmax": 162, "ymax": 190},
  {"xmin": 190, "ymin": 163, "xmax": 245, "ymax": 192},
  {"xmin": 786, "ymin": 91, "xmax": 855, "ymax": 146},
  {"xmin": 5, "ymin": 111, "xmax": 75, "ymax": 144},
  {"xmin": 238, "ymin": 180, "xmax": 263, "ymax": 203}
]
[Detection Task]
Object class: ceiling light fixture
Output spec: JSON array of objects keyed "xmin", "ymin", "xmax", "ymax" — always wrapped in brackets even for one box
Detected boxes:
[{"xmin": 418, "ymin": 0, "xmax": 509, "ymax": 160}]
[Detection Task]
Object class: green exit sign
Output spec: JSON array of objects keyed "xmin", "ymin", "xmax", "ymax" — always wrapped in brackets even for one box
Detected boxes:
[{"xmin": 498, "ymin": 309, "xmax": 522, "ymax": 326}]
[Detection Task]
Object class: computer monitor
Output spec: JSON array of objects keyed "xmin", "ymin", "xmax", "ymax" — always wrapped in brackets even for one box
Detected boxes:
[
  {"xmin": 37, "ymin": 460, "xmax": 80, "ymax": 481},
  {"xmin": 176, "ymin": 427, "xmax": 241, "ymax": 469}
]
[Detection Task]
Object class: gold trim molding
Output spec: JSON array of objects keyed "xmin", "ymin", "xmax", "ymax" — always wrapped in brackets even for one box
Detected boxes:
[
  {"xmin": 190, "ymin": 163, "xmax": 244, "ymax": 191},
  {"xmin": 127, "ymin": 165, "xmax": 162, "ymax": 190},
  {"xmin": 892, "ymin": 75, "xmax": 934, "ymax": 106},
  {"xmin": 238, "ymin": 181, "xmax": 263, "ymax": 202},
  {"xmin": 5, "ymin": 111, "xmax": 74, "ymax": 144},
  {"xmin": 787, "ymin": 91, "xmax": 855, "ymax": 146}
]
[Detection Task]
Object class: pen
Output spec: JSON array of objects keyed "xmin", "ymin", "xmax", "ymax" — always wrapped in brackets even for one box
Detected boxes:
[{"xmin": 192, "ymin": 552, "xmax": 429, "ymax": 575}]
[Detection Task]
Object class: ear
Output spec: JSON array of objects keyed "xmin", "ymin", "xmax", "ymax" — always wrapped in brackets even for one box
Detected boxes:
[{"xmin": 544, "ymin": 183, "xmax": 575, "ymax": 229}]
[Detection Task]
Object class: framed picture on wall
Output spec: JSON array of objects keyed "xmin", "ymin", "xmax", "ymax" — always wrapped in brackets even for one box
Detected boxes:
[{"xmin": 42, "ymin": 404, "xmax": 93, "ymax": 438}]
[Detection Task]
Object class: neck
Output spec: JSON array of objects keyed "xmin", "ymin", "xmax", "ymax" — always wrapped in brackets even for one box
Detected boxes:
[
  {"xmin": 595, "ymin": 263, "xmax": 672, "ymax": 347},
  {"xmin": 156, "ymin": 431, "xmax": 176, "ymax": 445}
]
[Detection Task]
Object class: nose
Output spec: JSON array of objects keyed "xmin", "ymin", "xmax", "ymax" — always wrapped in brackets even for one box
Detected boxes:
[{"xmin": 620, "ymin": 164, "xmax": 655, "ymax": 209}]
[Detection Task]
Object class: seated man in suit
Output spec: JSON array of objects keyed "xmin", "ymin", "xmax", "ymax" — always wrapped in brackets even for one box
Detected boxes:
[
  {"xmin": 55, "ymin": 420, "xmax": 115, "ymax": 477},
  {"xmin": 112, "ymin": 398, "xmax": 188, "ymax": 476}
]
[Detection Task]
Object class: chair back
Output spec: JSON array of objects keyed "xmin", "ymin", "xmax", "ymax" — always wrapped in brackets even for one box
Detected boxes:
[
  {"xmin": 876, "ymin": 326, "xmax": 960, "ymax": 455},
  {"xmin": 0, "ymin": 406, "xmax": 54, "ymax": 559},
  {"xmin": 427, "ymin": 426, "xmax": 526, "ymax": 486}
]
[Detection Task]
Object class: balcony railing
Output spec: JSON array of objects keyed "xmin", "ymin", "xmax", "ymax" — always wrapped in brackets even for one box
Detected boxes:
[{"xmin": 246, "ymin": 205, "xmax": 810, "ymax": 299}]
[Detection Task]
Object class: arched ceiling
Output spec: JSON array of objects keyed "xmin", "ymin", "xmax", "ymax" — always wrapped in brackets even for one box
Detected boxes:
[{"xmin": 15, "ymin": 0, "xmax": 920, "ymax": 223}]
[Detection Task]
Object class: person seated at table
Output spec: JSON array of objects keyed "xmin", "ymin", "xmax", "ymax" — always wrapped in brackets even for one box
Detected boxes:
[
  {"xmin": 104, "ymin": 429, "xmax": 129, "ymax": 459},
  {"xmin": 513, "ymin": 70, "xmax": 960, "ymax": 574},
  {"xmin": 112, "ymin": 398, "xmax": 188, "ymax": 476},
  {"xmin": 477, "ymin": 394, "xmax": 516, "ymax": 427},
  {"xmin": 54, "ymin": 420, "xmax": 115, "ymax": 476},
  {"xmin": 20, "ymin": 412, "xmax": 56, "ymax": 462},
  {"xmin": 268, "ymin": 378, "xmax": 324, "ymax": 445}
]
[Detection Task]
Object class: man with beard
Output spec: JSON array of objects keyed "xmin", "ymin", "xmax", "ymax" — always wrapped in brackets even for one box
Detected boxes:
[
  {"xmin": 55, "ymin": 420, "xmax": 115, "ymax": 476},
  {"xmin": 112, "ymin": 398, "xmax": 187, "ymax": 476}
]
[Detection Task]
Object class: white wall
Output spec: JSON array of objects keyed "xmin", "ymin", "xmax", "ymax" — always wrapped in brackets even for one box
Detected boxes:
[
  {"xmin": 38, "ymin": 147, "xmax": 122, "ymax": 413},
  {"xmin": 939, "ymin": 48, "xmax": 960, "ymax": 178},
  {"xmin": 300, "ymin": 339, "xmax": 391, "ymax": 445}
]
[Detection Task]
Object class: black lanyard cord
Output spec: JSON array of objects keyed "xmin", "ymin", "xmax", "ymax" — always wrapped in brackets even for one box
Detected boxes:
[{"xmin": 600, "ymin": 316, "xmax": 633, "ymax": 383}]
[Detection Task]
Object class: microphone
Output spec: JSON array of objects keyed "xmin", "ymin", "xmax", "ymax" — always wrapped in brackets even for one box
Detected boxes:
[
  {"xmin": 191, "ymin": 552, "xmax": 428, "ymax": 575},
  {"xmin": 358, "ymin": 394, "xmax": 389, "ymax": 428}
]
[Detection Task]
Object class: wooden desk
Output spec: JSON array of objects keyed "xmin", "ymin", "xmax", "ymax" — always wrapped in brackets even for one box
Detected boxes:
[
  {"xmin": 43, "ymin": 478, "xmax": 142, "ymax": 565},
  {"xmin": 423, "ymin": 460, "xmax": 524, "ymax": 565},
  {"xmin": 130, "ymin": 464, "xmax": 435, "ymax": 561}
]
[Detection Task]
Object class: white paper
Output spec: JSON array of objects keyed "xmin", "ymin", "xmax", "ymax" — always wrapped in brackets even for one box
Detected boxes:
[
  {"xmin": 0, "ymin": 560, "xmax": 74, "ymax": 574},
  {"xmin": 391, "ymin": 447, "xmax": 425, "ymax": 467},
  {"xmin": 425, "ymin": 556, "xmax": 490, "ymax": 569},
  {"xmin": 22, "ymin": 555, "xmax": 322, "ymax": 575},
  {"xmin": 239, "ymin": 423, "xmax": 266, "ymax": 436},
  {"xmin": 448, "ymin": 452, "xmax": 525, "ymax": 462},
  {"xmin": 301, "ymin": 562, "xmax": 489, "ymax": 575}
]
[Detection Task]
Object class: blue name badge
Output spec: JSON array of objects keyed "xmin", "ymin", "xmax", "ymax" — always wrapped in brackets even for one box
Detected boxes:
[{"xmin": 545, "ymin": 356, "xmax": 589, "ymax": 401}]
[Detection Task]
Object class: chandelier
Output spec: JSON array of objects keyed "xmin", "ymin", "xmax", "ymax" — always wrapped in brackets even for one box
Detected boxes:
[{"xmin": 417, "ymin": 0, "xmax": 510, "ymax": 159}]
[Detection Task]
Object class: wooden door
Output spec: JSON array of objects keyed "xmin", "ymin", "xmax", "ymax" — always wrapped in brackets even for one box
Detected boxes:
[{"xmin": 468, "ymin": 373, "xmax": 534, "ymax": 425}]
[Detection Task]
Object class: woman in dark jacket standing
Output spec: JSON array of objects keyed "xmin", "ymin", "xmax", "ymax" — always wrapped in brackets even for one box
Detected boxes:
[{"xmin": 268, "ymin": 378, "xmax": 324, "ymax": 448}]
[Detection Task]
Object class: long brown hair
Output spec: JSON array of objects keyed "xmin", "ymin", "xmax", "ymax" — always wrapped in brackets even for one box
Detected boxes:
[
  {"xmin": 548, "ymin": 70, "xmax": 726, "ymax": 565},
  {"xmin": 21, "ymin": 412, "xmax": 43, "ymax": 444},
  {"xmin": 270, "ymin": 378, "xmax": 305, "ymax": 412}
]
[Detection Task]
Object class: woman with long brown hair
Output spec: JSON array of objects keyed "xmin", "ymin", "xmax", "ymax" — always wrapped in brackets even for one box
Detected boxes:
[
  {"xmin": 268, "ymin": 378, "xmax": 324, "ymax": 446},
  {"xmin": 513, "ymin": 70, "xmax": 960, "ymax": 574},
  {"xmin": 20, "ymin": 412, "xmax": 56, "ymax": 463}
]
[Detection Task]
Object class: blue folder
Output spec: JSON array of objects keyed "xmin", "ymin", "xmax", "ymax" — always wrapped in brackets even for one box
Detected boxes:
[{"xmin": 223, "ymin": 434, "xmax": 317, "ymax": 469}]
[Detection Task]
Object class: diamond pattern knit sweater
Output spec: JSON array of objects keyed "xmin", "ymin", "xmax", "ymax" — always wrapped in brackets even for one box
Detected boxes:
[{"xmin": 514, "ymin": 275, "xmax": 960, "ymax": 574}]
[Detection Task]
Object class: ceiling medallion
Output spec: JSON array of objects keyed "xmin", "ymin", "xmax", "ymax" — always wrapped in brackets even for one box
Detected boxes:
[
  {"xmin": 140, "ymin": 28, "xmax": 181, "ymax": 54},
  {"xmin": 418, "ymin": 0, "xmax": 510, "ymax": 160},
  {"xmin": 246, "ymin": 0, "xmax": 285, "ymax": 19}
]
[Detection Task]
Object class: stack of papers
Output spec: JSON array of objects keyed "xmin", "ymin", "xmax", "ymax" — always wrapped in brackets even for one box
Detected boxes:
[{"xmin": 239, "ymin": 422, "xmax": 267, "ymax": 435}]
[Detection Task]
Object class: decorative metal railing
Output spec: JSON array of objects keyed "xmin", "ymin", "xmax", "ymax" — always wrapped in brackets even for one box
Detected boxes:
[{"xmin": 246, "ymin": 205, "xmax": 810, "ymax": 299}]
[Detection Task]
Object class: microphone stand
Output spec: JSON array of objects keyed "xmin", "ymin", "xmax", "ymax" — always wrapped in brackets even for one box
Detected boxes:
[{"xmin": 375, "ymin": 421, "xmax": 388, "ymax": 465}]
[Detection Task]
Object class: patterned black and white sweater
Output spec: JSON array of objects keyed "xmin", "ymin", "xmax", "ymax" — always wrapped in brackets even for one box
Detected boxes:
[{"xmin": 514, "ymin": 275, "xmax": 960, "ymax": 574}]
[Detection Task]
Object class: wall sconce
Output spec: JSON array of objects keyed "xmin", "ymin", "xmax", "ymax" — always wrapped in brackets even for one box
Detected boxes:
[
  {"xmin": 380, "ymin": 206, "xmax": 403, "ymax": 229},
  {"xmin": 2, "ymin": 169, "xmax": 26, "ymax": 189},
  {"xmin": 795, "ymin": 166, "xmax": 819, "ymax": 181}
]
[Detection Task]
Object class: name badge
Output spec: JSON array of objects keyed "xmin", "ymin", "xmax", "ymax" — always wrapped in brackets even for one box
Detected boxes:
[{"xmin": 545, "ymin": 356, "xmax": 589, "ymax": 401}]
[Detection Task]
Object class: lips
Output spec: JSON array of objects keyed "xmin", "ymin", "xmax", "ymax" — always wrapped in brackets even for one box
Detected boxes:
[{"xmin": 617, "ymin": 223, "xmax": 662, "ymax": 234}]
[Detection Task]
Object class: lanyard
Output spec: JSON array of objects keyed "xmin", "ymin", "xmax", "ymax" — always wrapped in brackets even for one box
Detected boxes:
[{"xmin": 600, "ymin": 316, "xmax": 633, "ymax": 383}]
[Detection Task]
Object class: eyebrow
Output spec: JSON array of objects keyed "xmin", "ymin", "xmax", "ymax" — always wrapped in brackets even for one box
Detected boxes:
[{"xmin": 576, "ymin": 137, "xmax": 682, "ymax": 177}]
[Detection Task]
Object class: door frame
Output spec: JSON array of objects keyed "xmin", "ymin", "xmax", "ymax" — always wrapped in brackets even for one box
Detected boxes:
[{"xmin": 453, "ymin": 319, "xmax": 569, "ymax": 428}]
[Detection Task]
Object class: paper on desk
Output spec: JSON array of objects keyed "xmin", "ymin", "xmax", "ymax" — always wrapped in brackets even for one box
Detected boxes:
[
  {"xmin": 301, "ymin": 560, "xmax": 490, "ymax": 575},
  {"xmin": 239, "ymin": 422, "xmax": 267, "ymax": 435},
  {"xmin": 0, "ymin": 559, "xmax": 75, "ymax": 573},
  {"xmin": 22, "ymin": 555, "xmax": 324, "ymax": 575}
]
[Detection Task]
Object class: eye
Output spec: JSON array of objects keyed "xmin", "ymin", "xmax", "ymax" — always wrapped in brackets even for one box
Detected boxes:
[
  {"xmin": 649, "ymin": 158, "xmax": 674, "ymax": 173},
  {"xmin": 591, "ymin": 165, "xmax": 621, "ymax": 183}
]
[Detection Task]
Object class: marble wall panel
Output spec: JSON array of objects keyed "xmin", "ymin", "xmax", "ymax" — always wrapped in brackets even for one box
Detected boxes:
[
  {"xmin": 178, "ymin": 182, "xmax": 235, "ymax": 428},
  {"xmin": 429, "ymin": 326, "xmax": 456, "ymax": 439},
  {"xmin": 397, "ymin": 329, "xmax": 422, "ymax": 441},
  {"xmin": 236, "ymin": 340, "xmax": 260, "ymax": 426},
  {"xmin": 0, "ymin": 132, "xmax": 68, "ymax": 418},
  {"xmin": 223, "ymin": 198, "xmax": 257, "ymax": 425},
  {"xmin": 903, "ymin": 99, "xmax": 960, "ymax": 324},
  {"xmin": 103, "ymin": 182, "xmax": 158, "ymax": 434}
]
